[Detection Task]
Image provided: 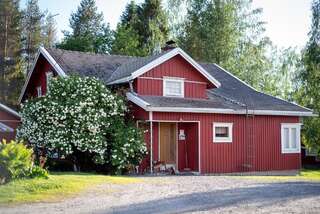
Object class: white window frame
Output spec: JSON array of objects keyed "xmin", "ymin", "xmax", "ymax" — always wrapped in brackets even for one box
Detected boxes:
[
  {"xmin": 37, "ymin": 86, "xmax": 42, "ymax": 97},
  {"xmin": 0, "ymin": 122, "xmax": 14, "ymax": 133},
  {"xmin": 281, "ymin": 123, "xmax": 301, "ymax": 154},
  {"xmin": 213, "ymin": 122, "xmax": 233, "ymax": 143},
  {"xmin": 163, "ymin": 77, "xmax": 184, "ymax": 97},
  {"xmin": 46, "ymin": 71, "xmax": 53, "ymax": 92}
]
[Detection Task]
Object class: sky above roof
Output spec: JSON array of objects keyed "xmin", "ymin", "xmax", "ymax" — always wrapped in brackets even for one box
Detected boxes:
[{"xmin": 21, "ymin": 0, "xmax": 312, "ymax": 49}]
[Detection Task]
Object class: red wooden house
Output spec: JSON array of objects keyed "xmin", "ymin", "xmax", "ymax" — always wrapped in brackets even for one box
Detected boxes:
[
  {"xmin": 19, "ymin": 45, "xmax": 315, "ymax": 174},
  {"xmin": 0, "ymin": 103, "xmax": 20, "ymax": 142}
]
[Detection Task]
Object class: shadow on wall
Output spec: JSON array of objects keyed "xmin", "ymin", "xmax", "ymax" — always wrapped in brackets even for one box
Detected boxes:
[{"xmin": 97, "ymin": 181, "xmax": 320, "ymax": 214}]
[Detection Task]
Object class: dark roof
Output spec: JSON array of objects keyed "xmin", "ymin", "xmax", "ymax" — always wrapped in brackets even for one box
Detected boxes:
[
  {"xmin": 46, "ymin": 48, "xmax": 312, "ymax": 114},
  {"xmin": 136, "ymin": 93, "xmax": 245, "ymax": 110},
  {"xmin": 46, "ymin": 48, "xmax": 138, "ymax": 83}
]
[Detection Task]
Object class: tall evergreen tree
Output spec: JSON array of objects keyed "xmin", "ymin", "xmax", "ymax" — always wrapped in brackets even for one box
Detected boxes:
[
  {"xmin": 58, "ymin": 0, "xmax": 113, "ymax": 53},
  {"xmin": 296, "ymin": 0, "xmax": 320, "ymax": 153},
  {"xmin": 42, "ymin": 13, "xmax": 57, "ymax": 48},
  {"xmin": 22, "ymin": 0, "xmax": 44, "ymax": 71},
  {"xmin": 0, "ymin": 0, "xmax": 24, "ymax": 106},
  {"xmin": 111, "ymin": 0, "xmax": 169, "ymax": 56}
]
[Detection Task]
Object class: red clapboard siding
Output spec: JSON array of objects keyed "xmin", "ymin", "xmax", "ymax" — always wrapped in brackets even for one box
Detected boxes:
[
  {"xmin": 23, "ymin": 54, "xmax": 57, "ymax": 101},
  {"xmin": 0, "ymin": 109, "xmax": 20, "ymax": 141},
  {"xmin": 134, "ymin": 110, "xmax": 300, "ymax": 174},
  {"xmin": 134, "ymin": 55, "xmax": 214, "ymax": 99}
]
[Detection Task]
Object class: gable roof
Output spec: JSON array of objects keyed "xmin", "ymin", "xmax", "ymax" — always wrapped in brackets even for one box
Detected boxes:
[
  {"xmin": 0, "ymin": 103, "xmax": 20, "ymax": 118},
  {"xmin": 106, "ymin": 48, "xmax": 221, "ymax": 88},
  {"xmin": 19, "ymin": 47, "xmax": 314, "ymax": 116}
]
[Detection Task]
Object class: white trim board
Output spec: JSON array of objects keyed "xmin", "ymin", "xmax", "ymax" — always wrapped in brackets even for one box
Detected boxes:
[
  {"xmin": 0, "ymin": 122, "xmax": 14, "ymax": 132},
  {"xmin": 126, "ymin": 92, "xmax": 315, "ymax": 117},
  {"xmin": 18, "ymin": 47, "xmax": 67, "ymax": 103},
  {"xmin": 108, "ymin": 48, "xmax": 221, "ymax": 88},
  {"xmin": 0, "ymin": 103, "xmax": 20, "ymax": 118}
]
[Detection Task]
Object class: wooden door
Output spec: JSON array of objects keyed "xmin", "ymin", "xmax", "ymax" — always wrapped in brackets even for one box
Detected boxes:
[{"xmin": 159, "ymin": 123, "xmax": 176, "ymax": 164}]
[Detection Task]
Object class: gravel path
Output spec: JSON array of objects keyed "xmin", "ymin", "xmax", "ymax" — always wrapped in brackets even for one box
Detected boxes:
[{"xmin": 1, "ymin": 176, "xmax": 320, "ymax": 214}]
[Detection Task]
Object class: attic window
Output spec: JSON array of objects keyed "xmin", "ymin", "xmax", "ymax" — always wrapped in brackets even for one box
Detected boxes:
[
  {"xmin": 37, "ymin": 86, "xmax": 42, "ymax": 97},
  {"xmin": 163, "ymin": 77, "xmax": 184, "ymax": 97},
  {"xmin": 46, "ymin": 72, "xmax": 53, "ymax": 93}
]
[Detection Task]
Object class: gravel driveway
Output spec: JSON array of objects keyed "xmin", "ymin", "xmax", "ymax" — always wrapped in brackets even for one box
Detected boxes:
[{"xmin": 1, "ymin": 176, "xmax": 320, "ymax": 214}]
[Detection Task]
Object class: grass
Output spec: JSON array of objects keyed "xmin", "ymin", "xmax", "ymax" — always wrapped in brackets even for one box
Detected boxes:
[
  {"xmin": 0, "ymin": 172, "xmax": 139, "ymax": 204},
  {"xmin": 240, "ymin": 169, "xmax": 320, "ymax": 182}
]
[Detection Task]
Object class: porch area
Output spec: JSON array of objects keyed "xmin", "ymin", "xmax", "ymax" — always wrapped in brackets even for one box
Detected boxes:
[{"xmin": 138, "ymin": 121, "xmax": 200, "ymax": 174}]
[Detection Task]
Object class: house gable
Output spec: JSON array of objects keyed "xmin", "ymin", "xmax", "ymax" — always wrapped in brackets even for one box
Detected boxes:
[{"xmin": 134, "ymin": 55, "xmax": 214, "ymax": 99}]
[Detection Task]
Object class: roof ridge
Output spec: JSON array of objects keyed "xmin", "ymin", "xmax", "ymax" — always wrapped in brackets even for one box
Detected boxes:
[{"xmin": 47, "ymin": 47, "xmax": 142, "ymax": 59}]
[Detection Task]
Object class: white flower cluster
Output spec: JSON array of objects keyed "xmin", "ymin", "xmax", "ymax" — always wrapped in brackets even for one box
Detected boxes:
[{"xmin": 17, "ymin": 76, "xmax": 147, "ymax": 170}]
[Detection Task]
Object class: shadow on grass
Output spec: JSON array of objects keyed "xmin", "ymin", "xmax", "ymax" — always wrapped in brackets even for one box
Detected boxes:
[{"xmin": 98, "ymin": 181, "xmax": 320, "ymax": 214}]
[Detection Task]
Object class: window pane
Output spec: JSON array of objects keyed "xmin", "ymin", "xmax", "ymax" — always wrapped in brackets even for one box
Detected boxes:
[
  {"xmin": 284, "ymin": 128, "xmax": 290, "ymax": 149},
  {"xmin": 291, "ymin": 128, "xmax": 297, "ymax": 149},
  {"xmin": 166, "ymin": 80, "xmax": 182, "ymax": 95},
  {"xmin": 215, "ymin": 127, "xmax": 228, "ymax": 137}
]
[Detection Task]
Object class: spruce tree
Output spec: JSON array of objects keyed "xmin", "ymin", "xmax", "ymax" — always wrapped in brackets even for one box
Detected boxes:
[
  {"xmin": 58, "ymin": 0, "xmax": 113, "ymax": 53},
  {"xmin": 296, "ymin": 0, "xmax": 320, "ymax": 154},
  {"xmin": 0, "ymin": 0, "xmax": 24, "ymax": 106},
  {"xmin": 22, "ymin": 0, "xmax": 44, "ymax": 71}
]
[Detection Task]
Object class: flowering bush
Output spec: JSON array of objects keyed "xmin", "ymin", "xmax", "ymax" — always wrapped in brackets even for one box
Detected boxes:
[{"xmin": 17, "ymin": 76, "xmax": 146, "ymax": 172}]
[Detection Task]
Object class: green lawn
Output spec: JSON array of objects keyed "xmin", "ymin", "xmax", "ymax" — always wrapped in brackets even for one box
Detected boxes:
[
  {"xmin": 0, "ymin": 172, "xmax": 139, "ymax": 204},
  {"xmin": 240, "ymin": 169, "xmax": 320, "ymax": 182}
]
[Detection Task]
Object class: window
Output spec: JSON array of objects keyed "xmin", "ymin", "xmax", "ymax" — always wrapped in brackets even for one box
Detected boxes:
[
  {"xmin": 37, "ymin": 86, "xmax": 42, "ymax": 97},
  {"xmin": 46, "ymin": 72, "xmax": 53, "ymax": 92},
  {"xmin": 281, "ymin": 123, "xmax": 301, "ymax": 153},
  {"xmin": 163, "ymin": 77, "xmax": 184, "ymax": 97},
  {"xmin": 213, "ymin": 123, "xmax": 233, "ymax": 143},
  {"xmin": 0, "ymin": 122, "xmax": 13, "ymax": 132}
]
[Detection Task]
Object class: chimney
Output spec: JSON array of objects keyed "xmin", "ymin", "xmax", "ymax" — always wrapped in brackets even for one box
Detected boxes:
[{"xmin": 162, "ymin": 40, "xmax": 177, "ymax": 51}]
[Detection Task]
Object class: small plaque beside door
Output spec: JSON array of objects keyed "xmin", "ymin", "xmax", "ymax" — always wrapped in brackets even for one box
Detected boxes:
[{"xmin": 179, "ymin": 129, "xmax": 186, "ymax": 140}]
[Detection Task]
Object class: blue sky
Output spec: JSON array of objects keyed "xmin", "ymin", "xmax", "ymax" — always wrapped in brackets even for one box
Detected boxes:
[{"xmin": 21, "ymin": 0, "xmax": 312, "ymax": 49}]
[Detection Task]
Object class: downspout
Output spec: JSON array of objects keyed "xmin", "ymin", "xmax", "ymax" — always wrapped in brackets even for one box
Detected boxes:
[{"xmin": 149, "ymin": 111, "xmax": 153, "ymax": 173}]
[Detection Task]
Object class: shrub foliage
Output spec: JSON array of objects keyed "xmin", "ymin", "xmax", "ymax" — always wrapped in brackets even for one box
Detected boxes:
[{"xmin": 17, "ymin": 76, "xmax": 147, "ymax": 172}]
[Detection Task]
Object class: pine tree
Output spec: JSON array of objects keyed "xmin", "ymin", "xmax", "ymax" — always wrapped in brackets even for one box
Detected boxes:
[
  {"xmin": 140, "ymin": 0, "xmax": 169, "ymax": 54},
  {"xmin": 22, "ymin": 0, "xmax": 44, "ymax": 72},
  {"xmin": 42, "ymin": 13, "xmax": 57, "ymax": 48},
  {"xmin": 0, "ymin": 0, "xmax": 25, "ymax": 106},
  {"xmin": 112, "ymin": 0, "xmax": 169, "ymax": 56},
  {"xmin": 296, "ymin": 0, "xmax": 320, "ymax": 153},
  {"xmin": 58, "ymin": 0, "xmax": 113, "ymax": 53}
]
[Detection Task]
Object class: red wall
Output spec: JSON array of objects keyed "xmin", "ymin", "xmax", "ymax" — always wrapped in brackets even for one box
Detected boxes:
[
  {"xmin": 0, "ymin": 109, "xmax": 20, "ymax": 141},
  {"xmin": 22, "ymin": 54, "xmax": 56, "ymax": 101},
  {"xmin": 134, "ymin": 55, "xmax": 213, "ymax": 99},
  {"xmin": 133, "ymin": 105, "xmax": 301, "ymax": 174}
]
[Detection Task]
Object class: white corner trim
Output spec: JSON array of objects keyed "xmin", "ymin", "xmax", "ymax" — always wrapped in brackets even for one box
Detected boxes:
[
  {"xmin": 18, "ymin": 47, "xmax": 67, "ymax": 103},
  {"xmin": 110, "ymin": 48, "xmax": 221, "ymax": 88},
  {"xmin": 0, "ymin": 103, "xmax": 20, "ymax": 118},
  {"xmin": 0, "ymin": 122, "xmax": 14, "ymax": 133},
  {"xmin": 213, "ymin": 122, "xmax": 233, "ymax": 143},
  {"xmin": 213, "ymin": 63, "xmax": 315, "ymax": 114}
]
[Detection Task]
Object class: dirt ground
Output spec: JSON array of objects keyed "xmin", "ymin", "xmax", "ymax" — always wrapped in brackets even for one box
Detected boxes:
[{"xmin": 1, "ymin": 176, "xmax": 320, "ymax": 214}]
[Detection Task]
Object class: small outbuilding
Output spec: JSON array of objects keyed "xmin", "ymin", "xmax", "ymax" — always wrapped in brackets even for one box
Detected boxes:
[{"xmin": 0, "ymin": 103, "xmax": 20, "ymax": 142}]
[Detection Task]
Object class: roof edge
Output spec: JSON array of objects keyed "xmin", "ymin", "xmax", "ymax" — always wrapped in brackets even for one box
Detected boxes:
[
  {"xmin": 0, "ymin": 103, "xmax": 20, "ymax": 118},
  {"xmin": 213, "ymin": 63, "xmax": 314, "ymax": 113},
  {"xmin": 127, "ymin": 92, "xmax": 316, "ymax": 117},
  {"xmin": 18, "ymin": 47, "xmax": 67, "ymax": 103}
]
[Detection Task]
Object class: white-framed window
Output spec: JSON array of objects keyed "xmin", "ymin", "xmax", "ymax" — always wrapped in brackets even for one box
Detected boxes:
[
  {"xmin": 281, "ymin": 123, "xmax": 301, "ymax": 154},
  {"xmin": 213, "ymin": 122, "xmax": 233, "ymax": 143},
  {"xmin": 37, "ymin": 86, "xmax": 42, "ymax": 97},
  {"xmin": 163, "ymin": 77, "xmax": 184, "ymax": 97},
  {"xmin": 46, "ymin": 72, "xmax": 53, "ymax": 92},
  {"xmin": 0, "ymin": 122, "xmax": 14, "ymax": 132}
]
